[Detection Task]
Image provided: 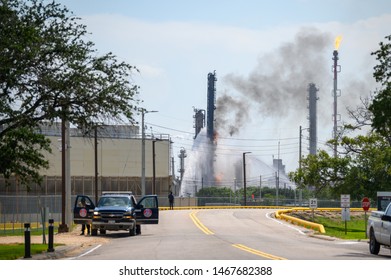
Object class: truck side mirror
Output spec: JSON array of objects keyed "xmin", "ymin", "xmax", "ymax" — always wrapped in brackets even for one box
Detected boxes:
[{"xmin": 381, "ymin": 215, "xmax": 391, "ymax": 222}]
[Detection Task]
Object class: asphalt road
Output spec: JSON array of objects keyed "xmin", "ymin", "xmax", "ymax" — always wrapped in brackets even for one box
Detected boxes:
[{"xmin": 72, "ymin": 209, "xmax": 391, "ymax": 260}]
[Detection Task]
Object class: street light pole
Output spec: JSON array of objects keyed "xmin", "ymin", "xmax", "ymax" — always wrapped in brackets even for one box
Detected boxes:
[
  {"xmin": 94, "ymin": 126, "xmax": 98, "ymax": 204},
  {"xmin": 152, "ymin": 139, "xmax": 156, "ymax": 195},
  {"xmin": 234, "ymin": 178, "xmax": 236, "ymax": 204},
  {"xmin": 243, "ymin": 152, "xmax": 251, "ymax": 206},
  {"xmin": 141, "ymin": 109, "xmax": 158, "ymax": 196}
]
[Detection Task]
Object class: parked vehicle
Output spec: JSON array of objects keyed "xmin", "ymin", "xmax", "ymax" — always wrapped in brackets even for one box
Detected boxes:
[
  {"xmin": 73, "ymin": 192, "xmax": 159, "ymax": 236},
  {"xmin": 367, "ymin": 202, "xmax": 391, "ymax": 255}
]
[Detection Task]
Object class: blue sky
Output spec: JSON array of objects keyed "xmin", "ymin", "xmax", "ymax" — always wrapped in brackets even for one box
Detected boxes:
[
  {"xmin": 57, "ymin": 0, "xmax": 391, "ymax": 181},
  {"xmin": 63, "ymin": 0, "xmax": 389, "ymax": 26}
]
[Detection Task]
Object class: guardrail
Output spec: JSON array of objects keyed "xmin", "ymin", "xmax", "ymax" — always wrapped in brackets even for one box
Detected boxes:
[
  {"xmin": 274, "ymin": 207, "xmax": 375, "ymax": 233},
  {"xmin": 159, "ymin": 205, "xmax": 286, "ymax": 211},
  {"xmin": 275, "ymin": 208, "xmax": 326, "ymax": 233}
]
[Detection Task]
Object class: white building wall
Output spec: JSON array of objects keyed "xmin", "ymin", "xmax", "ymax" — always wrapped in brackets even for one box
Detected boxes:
[{"xmin": 42, "ymin": 136, "xmax": 170, "ymax": 178}]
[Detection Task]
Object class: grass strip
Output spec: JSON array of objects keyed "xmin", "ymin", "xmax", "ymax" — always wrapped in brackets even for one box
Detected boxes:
[{"xmin": 0, "ymin": 244, "xmax": 49, "ymax": 260}]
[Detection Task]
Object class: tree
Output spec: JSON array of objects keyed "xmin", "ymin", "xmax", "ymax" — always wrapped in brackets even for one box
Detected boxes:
[
  {"xmin": 0, "ymin": 126, "xmax": 51, "ymax": 186},
  {"xmin": 196, "ymin": 186, "xmax": 234, "ymax": 205},
  {"xmin": 289, "ymin": 151, "xmax": 351, "ymax": 197},
  {"xmin": 0, "ymin": 0, "xmax": 140, "ymax": 187},
  {"xmin": 370, "ymin": 35, "xmax": 391, "ymax": 145},
  {"xmin": 339, "ymin": 134, "xmax": 391, "ymax": 199},
  {"xmin": 290, "ymin": 130, "xmax": 391, "ymax": 201}
]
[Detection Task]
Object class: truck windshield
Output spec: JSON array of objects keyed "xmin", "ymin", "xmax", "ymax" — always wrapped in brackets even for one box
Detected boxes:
[{"xmin": 97, "ymin": 197, "xmax": 132, "ymax": 207}]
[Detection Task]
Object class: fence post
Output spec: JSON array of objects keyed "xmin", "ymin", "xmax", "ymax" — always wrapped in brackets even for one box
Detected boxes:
[{"xmin": 24, "ymin": 223, "xmax": 31, "ymax": 258}]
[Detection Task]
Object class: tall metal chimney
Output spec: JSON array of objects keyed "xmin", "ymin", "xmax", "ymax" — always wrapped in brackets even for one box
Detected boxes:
[
  {"xmin": 178, "ymin": 147, "xmax": 187, "ymax": 185},
  {"xmin": 332, "ymin": 49, "xmax": 341, "ymax": 157},
  {"xmin": 207, "ymin": 71, "xmax": 217, "ymax": 142},
  {"xmin": 308, "ymin": 83, "xmax": 319, "ymax": 155}
]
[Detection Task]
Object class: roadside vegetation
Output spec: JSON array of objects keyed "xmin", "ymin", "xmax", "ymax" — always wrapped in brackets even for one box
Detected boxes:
[
  {"xmin": 0, "ymin": 221, "xmax": 72, "ymax": 259},
  {"xmin": 0, "ymin": 244, "xmax": 49, "ymax": 260},
  {"xmin": 289, "ymin": 210, "xmax": 368, "ymax": 240},
  {"xmin": 0, "ymin": 224, "xmax": 62, "ymax": 237}
]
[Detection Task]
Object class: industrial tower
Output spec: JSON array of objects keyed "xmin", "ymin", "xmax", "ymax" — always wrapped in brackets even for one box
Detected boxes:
[
  {"xmin": 193, "ymin": 108, "xmax": 205, "ymax": 139},
  {"xmin": 207, "ymin": 71, "xmax": 217, "ymax": 142},
  {"xmin": 332, "ymin": 37, "xmax": 342, "ymax": 157},
  {"xmin": 308, "ymin": 83, "xmax": 319, "ymax": 155},
  {"xmin": 178, "ymin": 147, "xmax": 187, "ymax": 185}
]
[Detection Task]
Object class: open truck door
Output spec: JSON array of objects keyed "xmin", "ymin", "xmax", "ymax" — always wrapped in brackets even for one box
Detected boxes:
[
  {"xmin": 135, "ymin": 195, "xmax": 159, "ymax": 224},
  {"xmin": 73, "ymin": 195, "xmax": 95, "ymax": 225}
]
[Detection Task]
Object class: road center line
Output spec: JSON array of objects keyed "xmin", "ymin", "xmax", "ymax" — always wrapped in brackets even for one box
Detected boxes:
[
  {"xmin": 190, "ymin": 210, "xmax": 287, "ymax": 260},
  {"xmin": 232, "ymin": 244, "xmax": 287, "ymax": 260},
  {"xmin": 189, "ymin": 211, "xmax": 214, "ymax": 235}
]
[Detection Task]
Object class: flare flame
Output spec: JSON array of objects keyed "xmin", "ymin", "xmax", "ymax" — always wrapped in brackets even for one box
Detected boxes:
[{"xmin": 334, "ymin": 35, "xmax": 343, "ymax": 50}]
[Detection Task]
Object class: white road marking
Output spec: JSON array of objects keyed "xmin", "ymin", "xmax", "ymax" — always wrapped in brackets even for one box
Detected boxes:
[
  {"xmin": 266, "ymin": 211, "xmax": 307, "ymax": 235},
  {"xmin": 67, "ymin": 244, "xmax": 102, "ymax": 260}
]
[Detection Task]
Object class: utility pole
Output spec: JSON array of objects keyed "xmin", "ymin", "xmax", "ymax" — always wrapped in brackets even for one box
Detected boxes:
[
  {"xmin": 171, "ymin": 157, "xmax": 175, "ymax": 195},
  {"xmin": 259, "ymin": 175, "xmax": 262, "ymax": 202},
  {"xmin": 299, "ymin": 126, "xmax": 302, "ymax": 170},
  {"xmin": 234, "ymin": 178, "xmax": 237, "ymax": 204},
  {"xmin": 59, "ymin": 117, "xmax": 70, "ymax": 233},
  {"xmin": 152, "ymin": 139, "xmax": 156, "ymax": 195},
  {"xmin": 243, "ymin": 152, "xmax": 251, "ymax": 206},
  {"xmin": 276, "ymin": 141, "xmax": 280, "ymax": 206},
  {"xmin": 141, "ymin": 109, "xmax": 158, "ymax": 196},
  {"xmin": 152, "ymin": 138, "xmax": 162, "ymax": 195},
  {"xmin": 94, "ymin": 126, "xmax": 98, "ymax": 204}
]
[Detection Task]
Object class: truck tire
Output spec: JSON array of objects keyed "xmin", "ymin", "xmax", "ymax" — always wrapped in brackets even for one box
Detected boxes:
[
  {"xmin": 369, "ymin": 228, "xmax": 380, "ymax": 255},
  {"xmin": 129, "ymin": 225, "xmax": 136, "ymax": 236},
  {"xmin": 136, "ymin": 224, "xmax": 141, "ymax": 235},
  {"xmin": 91, "ymin": 229, "xmax": 98, "ymax": 236}
]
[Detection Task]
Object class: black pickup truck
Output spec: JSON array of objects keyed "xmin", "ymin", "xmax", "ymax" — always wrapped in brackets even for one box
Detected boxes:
[{"xmin": 73, "ymin": 192, "xmax": 159, "ymax": 236}]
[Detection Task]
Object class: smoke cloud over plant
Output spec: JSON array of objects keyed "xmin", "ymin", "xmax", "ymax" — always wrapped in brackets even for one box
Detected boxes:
[{"xmin": 216, "ymin": 27, "xmax": 332, "ymax": 136}]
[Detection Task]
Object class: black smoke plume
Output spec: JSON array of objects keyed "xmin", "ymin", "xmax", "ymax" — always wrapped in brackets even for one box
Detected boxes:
[{"xmin": 216, "ymin": 27, "xmax": 332, "ymax": 136}]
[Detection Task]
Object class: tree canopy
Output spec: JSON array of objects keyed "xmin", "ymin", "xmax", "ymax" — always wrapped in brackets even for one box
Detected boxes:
[
  {"xmin": 370, "ymin": 35, "xmax": 391, "ymax": 145},
  {"xmin": 0, "ymin": 0, "xmax": 140, "ymax": 187}
]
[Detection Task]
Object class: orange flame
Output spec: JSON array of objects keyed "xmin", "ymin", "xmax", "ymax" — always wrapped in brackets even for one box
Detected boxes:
[
  {"xmin": 215, "ymin": 173, "xmax": 223, "ymax": 184},
  {"xmin": 213, "ymin": 131, "xmax": 219, "ymax": 144},
  {"xmin": 335, "ymin": 35, "xmax": 343, "ymax": 50}
]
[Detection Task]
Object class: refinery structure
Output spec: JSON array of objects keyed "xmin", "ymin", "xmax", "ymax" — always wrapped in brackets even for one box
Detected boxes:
[
  {"xmin": 179, "ymin": 35, "xmax": 343, "ymax": 197},
  {"xmin": 179, "ymin": 70, "xmax": 295, "ymax": 198},
  {"xmin": 1, "ymin": 37, "xmax": 344, "ymax": 202}
]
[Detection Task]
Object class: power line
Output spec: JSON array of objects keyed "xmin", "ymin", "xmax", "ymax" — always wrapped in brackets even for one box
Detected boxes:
[{"xmin": 148, "ymin": 122, "xmax": 299, "ymax": 142}]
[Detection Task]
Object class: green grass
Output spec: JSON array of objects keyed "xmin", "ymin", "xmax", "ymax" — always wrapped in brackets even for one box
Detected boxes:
[
  {"xmin": 0, "ymin": 244, "xmax": 49, "ymax": 260},
  {"xmin": 0, "ymin": 227, "xmax": 52, "ymax": 237},
  {"xmin": 0, "ymin": 223, "xmax": 72, "ymax": 259},
  {"xmin": 295, "ymin": 211, "xmax": 369, "ymax": 240},
  {"xmin": 315, "ymin": 216, "xmax": 367, "ymax": 239}
]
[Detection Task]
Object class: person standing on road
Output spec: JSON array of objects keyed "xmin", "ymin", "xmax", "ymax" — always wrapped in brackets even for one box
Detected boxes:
[{"xmin": 168, "ymin": 191, "xmax": 174, "ymax": 210}]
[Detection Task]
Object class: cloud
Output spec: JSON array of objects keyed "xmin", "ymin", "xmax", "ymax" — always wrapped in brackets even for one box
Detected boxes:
[{"xmin": 137, "ymin": 64, "xmax": 165, "ymax": 78}]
